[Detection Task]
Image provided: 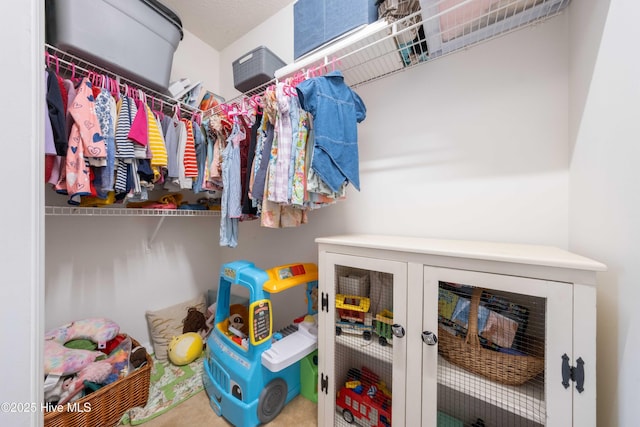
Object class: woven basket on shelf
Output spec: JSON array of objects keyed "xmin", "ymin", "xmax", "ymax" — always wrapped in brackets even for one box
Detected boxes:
[
  {"xmin": 44, "ymin": 337, "xmax": 152, "ymax": 427},
  {"xmin": 438, "ymin": 287, "xmax": 544, "ymax": 386}
]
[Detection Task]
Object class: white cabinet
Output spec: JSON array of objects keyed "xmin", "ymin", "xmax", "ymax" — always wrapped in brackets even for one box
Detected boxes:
[{"xmin": 316, "ymin": 235, "xmax": 605, "ymax": 427}]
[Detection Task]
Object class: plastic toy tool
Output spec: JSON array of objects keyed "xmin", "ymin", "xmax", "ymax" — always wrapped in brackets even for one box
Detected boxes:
[{"xmin": 203, "ymin": 261, "xmax": 318, "ymax": 427}]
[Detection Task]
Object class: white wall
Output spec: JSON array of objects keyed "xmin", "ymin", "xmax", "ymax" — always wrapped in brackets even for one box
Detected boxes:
[
  {"xmin": 569, "ymin": 1, "xmax": 639, "ymax": 426},
  {"xmin": 350, "ymin": 17, "xmax": 569, "ymax": 246},
  {"xmin": 45, "ymin": 216, "xmax": 219, "ymax": 348},
  {"xmin": 170, "ymin": 28, "xmax": 221, "ymax": 101},
  {"xmin": 0, "ymin": 1, "xmax": 44, "ymax": 426},
  {"xmin": 219, "ymin": 3, "xmax": 295, "ymax": 100}
]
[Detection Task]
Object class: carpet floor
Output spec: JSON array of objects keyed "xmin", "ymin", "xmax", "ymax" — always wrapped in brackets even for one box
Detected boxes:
[{"xmin": 135, "ymin": 389, "xmax": 318, "ymax": 427}]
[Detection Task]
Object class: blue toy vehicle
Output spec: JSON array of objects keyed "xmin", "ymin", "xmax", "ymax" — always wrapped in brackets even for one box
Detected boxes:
[{"xmin": 203, "ymin": 260, "xmax": 318, "ymax": 427}]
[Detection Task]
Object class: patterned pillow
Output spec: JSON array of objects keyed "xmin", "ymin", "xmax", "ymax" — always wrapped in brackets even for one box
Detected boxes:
[
  {"xmin": 45, "ymin": 317, "xmax": 120, "ymax": 349},
  {"xmin": 44, "ymin": 340, "xmax": 103, "ymax": 376},
  {"xmin": 145, "ymin": 295, "xmax": 206, "ymax": 362}
]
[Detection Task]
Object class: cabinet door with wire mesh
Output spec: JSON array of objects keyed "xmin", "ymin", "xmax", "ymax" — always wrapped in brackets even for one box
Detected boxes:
[
  {"xmin": 422, "ymin": 267, "xmax": 573, "ymax": 427},
  {"xmin": 320, "ymin": 253, "xmax": 407, "ymax": 427}
]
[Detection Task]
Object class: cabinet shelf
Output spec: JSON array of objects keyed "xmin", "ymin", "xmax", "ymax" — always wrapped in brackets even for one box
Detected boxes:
[
  {"xmin": 334, "ymin": 338, "xmax": 546, "ymax": 423},
  {"xmin": 336, "ymin": 334, "xmax": 393, "ymax": 364},
  {"xmin": 45, "ymin": 206, "xmax": 220, "ymax": 217},
  {"xmin": 438, "ymin": 355, "xmax": 545, "ymax": 424}
]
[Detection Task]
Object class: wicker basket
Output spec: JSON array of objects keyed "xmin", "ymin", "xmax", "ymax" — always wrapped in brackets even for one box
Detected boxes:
[
  {"xmin": 44, "ymin": 337, "xmax": 152, "ymax": 427},
  {"xmin": 438, "ymin": 288, "xmax": 544, "ymax": 386}
]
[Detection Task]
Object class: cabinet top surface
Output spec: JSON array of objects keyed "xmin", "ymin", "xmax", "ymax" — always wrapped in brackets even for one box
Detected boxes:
[{"xmin": 316, "ymin": 234, "xmax": 606, "ymax": 272}]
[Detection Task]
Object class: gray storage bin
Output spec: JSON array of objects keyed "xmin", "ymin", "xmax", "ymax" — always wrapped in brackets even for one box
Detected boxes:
[
  {"xmin": 232, "ymin": 46, "xmax": 286, "ymax": 93},
  {"xmin": 45, "ymin": 0, "xmax": 183, "ymax": 91}
]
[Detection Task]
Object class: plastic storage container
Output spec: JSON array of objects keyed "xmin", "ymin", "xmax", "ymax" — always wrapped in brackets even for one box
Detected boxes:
[
  {"xmin": 294, "ymin": 0, "xmax": 378, "ymax": 59},
  {"xmin": 419, "ymin": 0, "xmax": 570, "ymax": 57},
  {"xmin": 45, "ymin": 0, "xmax": 183, "ymax": 91},
  {"xmin": 232, "ymin": 46, "xmax": 286, "ymax": 93}
]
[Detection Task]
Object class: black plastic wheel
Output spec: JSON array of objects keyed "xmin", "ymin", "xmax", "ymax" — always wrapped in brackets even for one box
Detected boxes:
[
  {"xmin": 379, "ymin": 336, "xmax": 388, "ymax": 346},
  {"xmin": 257, "ymin": 378, "xmax": 287, "ymax": 424},
  {"xmin": 363, "ymin": 330, "xmax": 372, "ymax": 341},
  {"xmin": 336, "ymin": 326, "xmax": 342, "ymax": 336},
  {"xmin": 343, "ymin": 408, "xmax": 355, "ymax": 424}
]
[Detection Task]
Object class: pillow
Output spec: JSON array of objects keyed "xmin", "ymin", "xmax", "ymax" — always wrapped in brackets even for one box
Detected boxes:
[
  {"xmin": 146, "ymin": 295, "xmax": 206, "ymax": 362},
  {"xmin": 45, "ymin": 318, "xmax": 120, "ymax": 349},
  {"xmin": 44, "ymin": 340, "xmax": 103, "ymax": 376}
]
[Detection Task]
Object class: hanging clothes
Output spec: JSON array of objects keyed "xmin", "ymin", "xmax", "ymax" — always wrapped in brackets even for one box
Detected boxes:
[
  {"xmin": 129, "ymin": 99, "xmax": 149, "ymax": 160},
  {"xmin": 46, "ymin": 69, "xmax": 68, "ymax": 157},
  {"xmin": 242, "ymin": 108, "xmax": 261, "ymax": 216},
  {"xmin": 296, "ymin": 70, "xmax": 367, "ymax": 192},
  {"xmin": 162, "ymin": 114, "xmax": 180, "ymax": 180},
  {"xmin": 145, "ymin": 103, "xmax": 168, "ymax": 181},
  {"xmin": 289, "ymin": 98, "xmax": 309, "ymax": 207},
  {"xmin": 94, "ymin": 88, "xmax": 116, "ymax": 197},
  {"xmin": 51, "ymin": 78, "xmax": 78, "ymax": 192},
  {"xmin": 192, "ymin": 121, "xmax": 207, "ymax": 193},
  {"xmin": 220, "ymin": 120, "xmax": 244, "ymax": 248},
  {"xmin": 250, "ymin": 119, "xmax": 274, "ymax": 204},
  {"xmin": 181, "ymin": 118, "xmax": 198, "ymax": 178},
  {"xmin": 114, "ymin": 96, "xmax": 136, "ymax": 159},
  {"xmin": 165, "ymin": 116, "xmax": 192, "ymax": 190},
  {"xmin": 65, "ymin": 78, "xmax": 107, "ymax": 201},
  {"xmin": 266, "ymin": 82, "xmax": 294, "ymax": 204},
  {"xmin": 44, "ymin": 71, "xmax": 57, "ymax": 183}
]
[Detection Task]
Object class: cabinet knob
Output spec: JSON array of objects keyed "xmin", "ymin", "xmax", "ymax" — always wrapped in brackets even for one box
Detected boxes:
[
  {"xmin": 421, "ymin": 331, "xmax": 438, "ymax": 346},
  {"xmin": 391, "ymin": 324, "xmax": 405, "ymax": 338}
]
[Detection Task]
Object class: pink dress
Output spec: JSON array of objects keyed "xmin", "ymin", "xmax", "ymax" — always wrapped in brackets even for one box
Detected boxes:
[{"xmin": 65, "ymin": 78, "xmax": 107, "ymax": 199}]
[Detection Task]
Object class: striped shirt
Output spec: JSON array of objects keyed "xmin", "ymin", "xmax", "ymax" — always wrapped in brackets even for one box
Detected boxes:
[
  {"xmin": 114, "ymin": 97, "xmax": 136, "ymax": 158},
  {"xmin": 146, "ymin": 105, "xmax": 168, "ymax": 167},
  {"xmin": 181, "ymin": 118, "xmax": 198, "ymax": 178}
]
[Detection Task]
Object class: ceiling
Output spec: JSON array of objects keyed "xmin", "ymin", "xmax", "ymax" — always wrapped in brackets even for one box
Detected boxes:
[{"xmin": 159, "ymin": 0, "xmax": 294, "ymax": 51}]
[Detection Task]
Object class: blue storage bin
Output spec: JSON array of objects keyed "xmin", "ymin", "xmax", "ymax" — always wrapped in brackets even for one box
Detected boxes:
[{"xmin": 294, "ymin": 0, "xmax": 378, "ymax": 59}]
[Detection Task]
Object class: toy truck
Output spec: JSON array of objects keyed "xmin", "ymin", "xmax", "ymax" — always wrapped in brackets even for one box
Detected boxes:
[
  {"xmin": 203, "ymin": 261, "xmax": 318, "ymax": 427},
  {"xmin": 335, "ymin": 293, "xmax": 373, "ymax": 340},
  {"xmin": 374, "ymin": 309, "xmax": 394, "ymax": 346},
  {"xmin": 336, "ymin": 366, "xmax": 392, "ymax": 427}
]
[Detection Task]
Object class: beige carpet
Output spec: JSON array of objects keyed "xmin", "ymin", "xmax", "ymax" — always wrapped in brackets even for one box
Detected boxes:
[{"xmin": 137, "ymin": 389, "xmax": 318, "ymax": 427}]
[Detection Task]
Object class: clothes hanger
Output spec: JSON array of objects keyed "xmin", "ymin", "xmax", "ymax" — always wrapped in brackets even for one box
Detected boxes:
[
  {"xmin": 239, "ymin": 98, "xmax": 249, "ymax": 116},
  {"xmin": 121, "ymin": 83, "xmax": 130, "ymax": 100},
  {"xmin": 152, "ymin": 98, "xmax": 165, "ymax": 120},
  {"xmin": 54, "ymin": 55, "xmax": 61, "ymax": 77},
  {"xmin": 191, "ymin": 110, "xmax": 202, "ymax": 126},
  {"xmin": 173, "ymin": 102, "xmax": 182, "ymax": 119},
  {"xmin": 109, "ymin": 77, "xmax": 120, "ymax": 100},
  {"xmin": 250, "ymin": 94, "xmax": 262, "ymax": 109}
]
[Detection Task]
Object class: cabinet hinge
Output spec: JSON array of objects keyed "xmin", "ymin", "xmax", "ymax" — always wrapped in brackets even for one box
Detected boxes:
[
  {"xmin": 561, "ymin": 353, "xmax": 585, "ymax": 393},
  {"xmin": 321, "ymin": 373, "xmax": 329, "ymax": 394},
  {"xmin": 321, "ymin": 292, "xmax": 329, "ymax": 312}
]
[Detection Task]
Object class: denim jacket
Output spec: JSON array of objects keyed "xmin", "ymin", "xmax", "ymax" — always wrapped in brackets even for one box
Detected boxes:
[{"xmin": 296, "ymin": 71, "xmax": 366, "ymax": 192}]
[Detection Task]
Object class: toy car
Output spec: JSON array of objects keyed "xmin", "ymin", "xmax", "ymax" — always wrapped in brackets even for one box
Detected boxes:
[{"xmin": 335, "ymin": 294, "xmax": 373, "ymax": 340}]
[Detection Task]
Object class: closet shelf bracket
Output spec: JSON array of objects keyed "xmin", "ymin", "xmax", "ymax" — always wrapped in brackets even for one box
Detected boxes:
[{"xmin": 146, "ymin": 217, "xmax": 166, "ymax": 252}]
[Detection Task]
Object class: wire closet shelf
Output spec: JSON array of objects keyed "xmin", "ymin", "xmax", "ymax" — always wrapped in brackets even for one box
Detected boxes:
[
  {"xmin": 279, "ymin": 0, "xmax": 570, "ymax": 86},
  {"xmin": 45, "ymin": 44, "xmax": 204, "ymax": 119},
  {"xmin": 44, "ymin": 45, "xmax": 220, "ymax": 217},
  {"xmin": 215, "ymin": 0, "xmax": 570, "ymax": 113},
  {"xmin": 45, "ymin": 206, "xmax": 220, "ymax": 217},
  {"xmin": 205, "ymin": 0, "xmax": 571, "ymax": 116}
]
